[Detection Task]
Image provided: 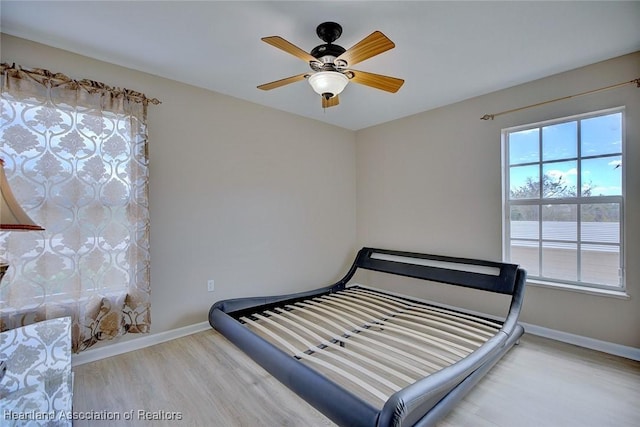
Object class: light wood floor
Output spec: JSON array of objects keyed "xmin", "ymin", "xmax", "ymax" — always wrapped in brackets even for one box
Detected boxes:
[{"xmin": 73, "ymin": 330, "xmax": 640, "ymax": 427}]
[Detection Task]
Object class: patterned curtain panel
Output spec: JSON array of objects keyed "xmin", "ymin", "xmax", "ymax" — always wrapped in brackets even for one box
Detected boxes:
[{"xmin": 0, "ymin": 64, "xmax": 158, "ymax": 352}]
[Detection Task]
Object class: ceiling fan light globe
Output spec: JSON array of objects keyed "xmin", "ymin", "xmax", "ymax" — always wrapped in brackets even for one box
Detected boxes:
[{"xmin": 308, "ymin": 71, "xmax": 348, "ymax": 97}]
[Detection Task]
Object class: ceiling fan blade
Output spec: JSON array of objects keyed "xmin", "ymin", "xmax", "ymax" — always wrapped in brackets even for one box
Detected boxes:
[
  {"xmin": 262, "ymin": 36, "xmax": 319, "ymax": 64},
  {"xmin": 257, "ymin": 73, "xmax": 309, "ymax": 91},
  {"xmin": 322, "ymin": 95, "xmax": 340, "ymax": 108},
  {"xmin": 335, "ymin": 31, "xmax": 395, "ymax": 67},
  {"xmin": 348, "ymin": 70, "xmax": 404, "ymax": 93}
]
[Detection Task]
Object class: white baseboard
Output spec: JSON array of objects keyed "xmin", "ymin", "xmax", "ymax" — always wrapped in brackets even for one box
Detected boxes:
[
  {"xmin": 522, "ymin": 322, "xmax": 640, "ymax": 362},
  {"xmin": 71, "ymin": 321, "xmax": 211, "ymax": 366}
]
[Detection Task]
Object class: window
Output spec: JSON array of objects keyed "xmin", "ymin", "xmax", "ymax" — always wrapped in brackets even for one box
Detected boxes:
[
  {"xmin": 1, "ymin": 63, "xmax": 156, "ymax": 352},
  {"xmin": 1, "ymin": 106, "xmax": 136, "ymax": 298},
  {"xmin": 503, "ymin": 108, "xmax": 624, "ymax": 291}
]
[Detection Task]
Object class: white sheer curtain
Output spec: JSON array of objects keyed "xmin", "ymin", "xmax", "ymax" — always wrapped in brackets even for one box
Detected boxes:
[{"xmin": 0, "ymin": 63, "xmax": 158, "ymax": 352}]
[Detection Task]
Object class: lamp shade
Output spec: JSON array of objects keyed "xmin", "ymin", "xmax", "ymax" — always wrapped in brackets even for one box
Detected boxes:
[
  {"xmin": 0, "ymin": 159, "xmax": 44, "ymax": 231},
  {"xmin": 308, "ymin": 71, "xmax": 349, "ymax": 98}
]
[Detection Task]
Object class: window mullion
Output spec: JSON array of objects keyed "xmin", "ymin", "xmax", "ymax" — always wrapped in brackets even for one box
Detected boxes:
[
  {"xmin": 577, "ymin": 203, "xmax": 582, "ymax": 282},
  {"xmin": 576, "ymin": 120, "xmax": 582, "ymax": 282},
  {"xmin": 538, "ymin": 128, "xmax": 543, "ymax": 277}
]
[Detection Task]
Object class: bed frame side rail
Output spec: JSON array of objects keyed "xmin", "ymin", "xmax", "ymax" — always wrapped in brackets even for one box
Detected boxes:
[
  {"xmin": 376, "ymin": 266, "xmax": 527, "ymax": 426},
  {"xmin": 210, "ymin": 303, "xmax": 380, "ymax": 427}
]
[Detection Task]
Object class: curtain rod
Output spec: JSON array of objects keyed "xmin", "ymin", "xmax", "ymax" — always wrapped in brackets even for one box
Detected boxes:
[
  {"xmin": 1, "ymin": 62, "xmax": 161, "ymax": 106},
  {"xmin": 480, "ymin": 78, "xmax": 640, "ymax": 121}
]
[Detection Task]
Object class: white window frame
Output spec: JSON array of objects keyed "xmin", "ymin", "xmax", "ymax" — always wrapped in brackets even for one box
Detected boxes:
[{"xmin": 502, "ymin": 107, "xmax": 625, "ymax": 293}]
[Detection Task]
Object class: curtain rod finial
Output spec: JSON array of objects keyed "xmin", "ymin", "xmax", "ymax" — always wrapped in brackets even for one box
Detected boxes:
[{"xmin": 480, "ymin": 114, "xmax": 494, "ymax": 121}]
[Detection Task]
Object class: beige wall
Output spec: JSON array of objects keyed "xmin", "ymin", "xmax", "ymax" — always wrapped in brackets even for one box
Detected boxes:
[
  {"xmin": 355, "ymin": 52, "xmax": 640, "ymax": 348},
  {"xmin": 1, "ymin": 34, "xmax": 357, "ymax": 335},
  {"xmin": 2, "ymin": 34, "xmax": 638, "ymax": 349}
]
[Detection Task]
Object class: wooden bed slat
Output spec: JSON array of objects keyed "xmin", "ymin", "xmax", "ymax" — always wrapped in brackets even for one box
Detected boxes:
[
  {"xmin": 318, "ymin": 295, "xmax": 473, "ymax": 360},
  {"xmin": 360, "ymin": 298, "xmax": 494, "ymax": 339},
  {"xmin": 297, "ymin": 300, "xmax": 450, "ymax": 370},
  {"xmin": 240, "ymin": 316, "xmax": 304, "ymax": 355},
  {"xmin": 285, "ymin": 304, "xmax": 433, "ymax": 377},
  {"xmin": 269, "ymin": 308, "xmax": 416, "ymax": 385},
  {"xmin": 353, "ymin": 287, "xmax": 503, "ymax": 329},
  {"xmin": 241, "ymin": 315, "xmax": 390, "ymax": 402},
  {"xmin": 334, "ymin": 292, "xmax": 491, "ymax": 342},
  {"xmin": 251, "ymin": 312, "xmax": 403, "ymax": 393},
  {"xmin": 348, "ymin": 288, "xmax": 502, "ymax": 332},
  {"xmin": 238, "ymin": 285, "xmax": 507, "ymax": 411},
  {"xmin": 344, "ymin": 289, "xmax": 497, "ymax": 338}
]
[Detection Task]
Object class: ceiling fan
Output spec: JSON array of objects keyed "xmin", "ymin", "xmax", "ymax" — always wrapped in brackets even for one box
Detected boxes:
[{"xmin": 257, "ymin": 22, "xmax": 404, "ymax": 108}]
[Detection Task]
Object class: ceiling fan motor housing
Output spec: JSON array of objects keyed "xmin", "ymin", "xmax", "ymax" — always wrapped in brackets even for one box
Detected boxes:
[
  {"xmin": 309, "ymin": 45, "xmax": 346, "ymax": 72},
  {"xmin": 310, "ymin": 44, "xmax": 346, "ymax": 63},
  {"xmin": 310, "ymin": 22, "xmax": 347, "ymax": 71}
]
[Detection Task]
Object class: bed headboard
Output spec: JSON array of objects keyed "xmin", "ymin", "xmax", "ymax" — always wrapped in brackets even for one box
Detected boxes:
[
  {"xmin": 212, "ymin": 247, "xmax": 525, "ymax": 320},
  {"xmin": 350, "ymin": 247, "xmax": 520, "ymax": 294}
]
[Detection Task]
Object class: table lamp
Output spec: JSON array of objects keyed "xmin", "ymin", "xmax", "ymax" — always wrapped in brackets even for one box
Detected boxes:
[
  {"xmin": 0, "ymin": 157, "xmax": 45, "ymax": 283},
  {"xmin": 1, "ymin": 158, "xmax": 44, "ymax": 379}
]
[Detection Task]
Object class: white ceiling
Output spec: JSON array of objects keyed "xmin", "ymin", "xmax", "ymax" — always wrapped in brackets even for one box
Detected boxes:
[{"xmin": 2, "ymin": 1, "xmax": 639, "ymax": 131}]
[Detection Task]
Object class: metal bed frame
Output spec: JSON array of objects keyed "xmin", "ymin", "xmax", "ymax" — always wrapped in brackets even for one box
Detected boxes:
[{"xmin": 209, "ymin": 247, "xmax": 526, "ymax": 426}]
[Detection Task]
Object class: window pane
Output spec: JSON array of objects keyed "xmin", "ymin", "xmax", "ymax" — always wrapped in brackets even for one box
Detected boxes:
[
  {"xmin": 542, "ymin": 204, "xmax": 577, "ymax": 241},
  {"xmin": 581, "ymin": 244, "xmax": 620, "ymax": 286},
  {"xmin": 581, "ymin": 155, "xmax": 622, "ymax": 196},
  {"xmin": 542, "ymin": 121, "xmax": 577, "ymax": 161},
  {"xmin": 581, "ymin": 203, "xmax": 620, "ymax": 244},
  {"xmin": 510, "ymin": 206, "xmax": 539, "ymax": 239},
  {"xmin": 509, "ymin": 128, "xmax": 539, "ymax": 165},
  {"xmin": 542, "ymin": 242, "xmax": 577, "ymax": 281},
  {"xmin": 510, "ymin": 164, "xmax": 539, "ymax": 199},
  {"xmin": 581, "ymin": 112, "xmax": 622, "ymax": 157},
  {"xmin": 510, "ymin": 240, "xmax": 539, "ymax": 276},
  {"xmin": 542, "ymin": 160, "xmax": 577, "ymax": 198}
]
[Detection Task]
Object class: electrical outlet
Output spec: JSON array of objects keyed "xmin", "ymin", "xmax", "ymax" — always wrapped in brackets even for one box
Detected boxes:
[{"xmin": 207, "ymin": 279, "xmax": 215, "ymax": 292}]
